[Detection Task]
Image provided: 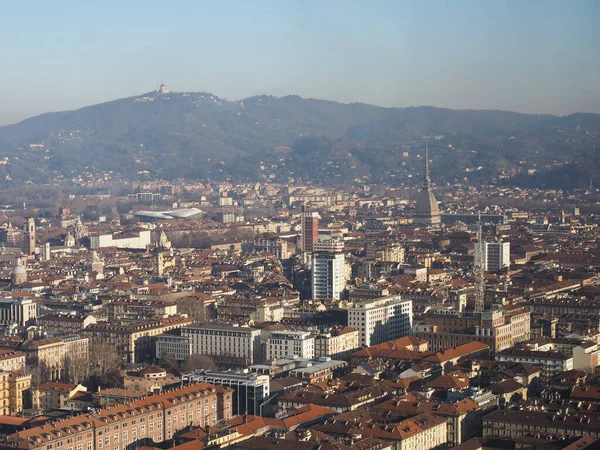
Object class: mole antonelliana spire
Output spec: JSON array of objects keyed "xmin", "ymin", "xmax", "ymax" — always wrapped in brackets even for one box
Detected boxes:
[{"xmin": 414, "ymin": 141, "xmax": 441, "ymax": 225}]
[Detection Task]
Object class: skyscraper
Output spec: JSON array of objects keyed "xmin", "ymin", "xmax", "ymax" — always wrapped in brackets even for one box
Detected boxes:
[
  {"xmin": 300, "ymin": 205, "xmax": 319, "ymax": 253},
  {"xmin": 311, "ymin": 252, "xmax": 346, "ymax": 300},
  {"xmin": 414, "ymin": 143, "xmax": 441, "ymax": 225}
]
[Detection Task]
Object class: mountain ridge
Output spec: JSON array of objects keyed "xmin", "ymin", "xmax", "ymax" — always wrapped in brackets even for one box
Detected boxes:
[{"xmin": 0, "ymin": 89, "xmax": 598, "ymax": 188}]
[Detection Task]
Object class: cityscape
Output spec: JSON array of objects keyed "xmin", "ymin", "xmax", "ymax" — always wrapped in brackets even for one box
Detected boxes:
[{"xmin": 1, "ymin": 2, "xmax": 599, "ymax": 450}]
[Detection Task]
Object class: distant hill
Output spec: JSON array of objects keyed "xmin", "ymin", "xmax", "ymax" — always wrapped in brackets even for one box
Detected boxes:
[{"xmin": 0, "ymin": 89, "xmax": 598, "ymax": 188}]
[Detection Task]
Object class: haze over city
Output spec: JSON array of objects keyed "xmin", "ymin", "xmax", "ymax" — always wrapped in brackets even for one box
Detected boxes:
[
  {"xmin": 1, "ymin": 0, "xmax": 599, "ymax": 125},
  {"xmin": 1, "ymin": 3, "xmax": 600, "ymax": 450}
]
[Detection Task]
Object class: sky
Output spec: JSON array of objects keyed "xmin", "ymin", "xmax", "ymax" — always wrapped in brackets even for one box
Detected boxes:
[{"xmin": 0, "ymin": 0, "xmax": 598, "ymax": 125}]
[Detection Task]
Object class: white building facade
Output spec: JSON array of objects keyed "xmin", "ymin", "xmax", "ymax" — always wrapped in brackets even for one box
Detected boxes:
[
  {"xmin": 311, "ymin": 252, "xmax": 346, "ymax": 300},
  {"xmin": 266, "ymin": 330, "xmax": 314, "ymax": 361},
  {"xmin": 179, "ymin": 323, "xmax": 262, "ymax": 364},
  {"xmin": 348, "ymin": 295, "xmax": 413, "ymax": 347},
  {"xmin": 475, "ymin": 241, "xmax": 510, "ymax": 272},
  {"xmin": 90, "ymin": 230, "xmax": 152, "ymax": 249}
]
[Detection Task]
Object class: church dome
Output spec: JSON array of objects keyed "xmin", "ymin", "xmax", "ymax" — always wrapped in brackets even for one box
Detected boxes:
[{"xmin": 12, "ymin": 264, "xmax": 26, "ymax": 275}]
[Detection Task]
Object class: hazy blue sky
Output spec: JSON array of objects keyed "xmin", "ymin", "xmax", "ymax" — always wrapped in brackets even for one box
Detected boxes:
[{"xmin": 1, "ymin": 0, "xmax": 598, "ymax": 125}]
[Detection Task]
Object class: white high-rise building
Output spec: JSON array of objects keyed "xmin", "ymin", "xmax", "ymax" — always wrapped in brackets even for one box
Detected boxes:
[
  {"xmin": 311, "ymin": 252, "xmax": 346, "ymax": 300},
  {"xmin": 348, "ymin": 295, "xmax": 413, "ymax": 347},
  {"xmin": 475, "ymin": 241, "xmax": 511, "ymax": 272}
]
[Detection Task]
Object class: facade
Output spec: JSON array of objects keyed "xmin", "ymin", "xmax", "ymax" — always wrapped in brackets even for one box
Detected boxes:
[
  {"xmin": 243, "ymin": 238, "xmax": 290, "ymax": 259},
  {"xmin": 0, "ymin": 297, "xmax": 37, "ymax": 326},
  {"xmin": 365, "ymin": 241, "xmax": 405, "ymax": 263},
  {"xmin": 267, "ymin": 331, "xmax": 315, "ymax": 361},
  {"xmin": 475, "ymin": 241, "xmax": 511, "ymax": 272},
  {"xmin": 483, "ymin": 410, "xmax": 600, "ymax": 439},
  {"xmin": 178, "ymin": 322, "xmax": 262, "ymax": 365},
  {"xmin": 184, "ymin": 371, "xmax": 270, "ymax": 416},
  {"xmin": 36, "ymin": 313, "xmax": 97, "ymax": 335},
  {"xmin": 21, "ymin": 335, "xmax": 89, "ymax": 381},
  {"xmin": 311, "ymin": 252, "xmax": 346, "ymax": 300},
  {"xmin": 90, "ymin": 229, "xmax": 152, "ymax": 249},
  {"xmin": 33, "ymin": 382, "xmax": 88, "ymax": 410},
  {"xmin": 0, "ymin": 371, "xmax": 32, "ymax": 415},
  {"xmin": 2, "ymin": 383, "xmax": 233, "ymax": 450},
  {"xmin": 495, "ymin": 348, "xmax": 573, "ymax": 381},
  {"xmin": 156, "ymin": 334, "xmax": 192, "ymax": 361},
  {"xmin": 573, "ymin": 341, "xmax": 600, "ymax": 372},
  {"xmin": 0, "ymin": 349, "xmax": 26, "ymax": 373},
  {"xmin": 348, "ymin": 295, "xmax": 413, "ymax": 347},
  {"xmin": 314, "ymin": 327, "xmax": 360, "ymax": 360},
  {"xmin": 83, "ymin": 316, "xmax": 192, "ymax": 363},
  {"xmin": 415, "ymin": 308, "xmax": 531, "ymax": 355},
  {"xmin": 300, "ymin": 209, "xmax": 319, "ymax": 253},
  {"xmin": 313, "ymin": 238, "xmax": 345, "ymax": 253},
  {"xmin": 107, "ymin": 299, "xmax": 177, "ymax": 321}
]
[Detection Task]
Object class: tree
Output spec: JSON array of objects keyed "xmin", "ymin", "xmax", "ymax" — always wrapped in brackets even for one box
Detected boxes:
[
  {"xmin": 90, "ymin": 341, "xmax": 121, "ymax": 378},
  {"xmin": 62, "ymin": 355, "xmax": 89, "ymax": 384}
]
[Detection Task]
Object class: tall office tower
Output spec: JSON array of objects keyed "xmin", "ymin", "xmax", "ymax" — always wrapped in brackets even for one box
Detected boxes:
[
  {"xmin": 414, "ymin": 143, "xmax": 441, "ymax": 225},
  {"xmin": 300, "ymin": 205, "xmax": 319, "ymax": 253},
  {"xmin": 475, "ymin": 241, "xmax": 511, "ymax": 272},
  {"xmin": 311, "ymin": 252, "xmax": 346, "ymax": 300},
  {"xmin": 348, "ymin": 295, "xmax": 413, "ymax": 347},
  {"xmin": 23, "ymin": 218, "xmax": 36, "ymax": 255}
]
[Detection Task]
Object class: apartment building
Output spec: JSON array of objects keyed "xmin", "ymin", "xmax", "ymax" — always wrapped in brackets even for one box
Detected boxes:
[
  {"xmin": 314, "ymin": 327, "xmax": 360, "ymax": 360},
  {"xmin": 2, "ymin": 383, "xmax": 233, "ymax": 450},
  {"xmin": 36, "ymin": 313, "xmax": 97, "ymax": 335},
  {"xmin": 266, "ymin": 331, "xmax": 314, "ymax": 361},
  {"xmin": 348, "ymin": 295, "xmax": 413, "ymax": 347},
  {"xmin": 0, "ymin": 349, "xmax": 26, "ymax": 373},
  {"xmin": 8, "ymin": 372, "xmax": 31, "ymax": 415},
  {"xmin": 0, "ymin": 371, "xmax": 32, "ymax": 415},
  {"xmin": 171, "ymin": 322, "xmax": 262, "ymax": 365},
  {"xmin": 83, "ymin": 316, "xmax": 192, "ymax": 363},
  {"xmin": 21, "ymin": 335, "xmax": 89, "ymax": 381},
  {"xmin": 415, "ymin": 307, "xmax": 530, "ymax": 355},
  {"xmin": 483, "ymin": 410, "xmax": 600, "ymax": 439},
  {"xmin": 475, "ymin": 241, "xmax": 511, "ymax": 272},
  {"xmin": 33, "ymin": 382, "xmax": 88, "ymax": 410},
  {"xmin": 495, "ymin": 348, "xmax": 573, "ymax": 381},
  {"xmin": 107, "ymin": 299, "xmax": 178, "ymax": 321}
]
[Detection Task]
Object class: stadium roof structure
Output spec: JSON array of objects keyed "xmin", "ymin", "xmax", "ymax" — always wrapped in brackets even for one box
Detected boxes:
[{"xmin": 133, "ymin": 207, "xmax": 202, "ymax": 220}]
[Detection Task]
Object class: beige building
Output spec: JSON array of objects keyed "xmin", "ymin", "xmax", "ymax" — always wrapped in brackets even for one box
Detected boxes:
[
  {"xmin": 4, "ymin": 383, "xmax": 233, "ymax": 450},
  {"xmin": 21, "ymin": 335, "xmax": 89, "ymax": 380},
  {"xmin": 415, "ymin": 307, "xmax": 530, "ymax": 355},
  {"xmin": 314, "ymin": 327, "xmax": 359, "ymax": 360},
  {"xmin": 0, "ymin": 349, "xmax": 26, "ymax": 373},
  {"xmin": 36, "ymin": 313, "xmax": 97, "ymax": 334},
  {"xmin": 9, "ymin": 372, "xmax": 31, "ymax": 414},
  {"xmin": 0, "ymin": 371, "xmax": 31, "ymax": 415},
  {"xmin": 83, "ymin": 316, "xmax": 192, "ymax": 363},
  {"xmin": 33, "ymin": 382, "xmax": 87, "ymax": 410}
]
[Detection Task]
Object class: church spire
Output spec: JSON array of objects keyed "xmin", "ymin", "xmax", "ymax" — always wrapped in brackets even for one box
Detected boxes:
[{"xmin": 424, "ymin": 141, "xmax": 431, "ymax": 190}]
